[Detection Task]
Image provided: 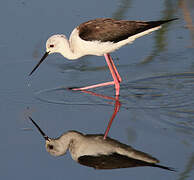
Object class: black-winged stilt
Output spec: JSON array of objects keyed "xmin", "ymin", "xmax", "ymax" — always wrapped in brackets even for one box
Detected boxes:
[
  {"xmin": 29, "ymin": 116, "xmax": 174, "ymax": 171},
  {"xmin": 29, "ymin": 18, "xmax": 177, "ymax": 96}
]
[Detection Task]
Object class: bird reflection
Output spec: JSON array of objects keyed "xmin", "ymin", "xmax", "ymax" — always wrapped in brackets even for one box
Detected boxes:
[
  {"xmin": 28, "ymin": 116, "xmax": 174, "ymax": 171},
  {"xmin": 74, "ymin": 89, "xmax": 121, "ymax": 139}
]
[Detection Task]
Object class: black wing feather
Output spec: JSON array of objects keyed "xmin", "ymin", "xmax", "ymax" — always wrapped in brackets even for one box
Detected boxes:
[
  {"xmin": 78, "ymin": 18, "xmax": 177, "ymax": 43},
  {"xmin": 78, "ymin": 153, "xmax": 174, "ymax": 171}
]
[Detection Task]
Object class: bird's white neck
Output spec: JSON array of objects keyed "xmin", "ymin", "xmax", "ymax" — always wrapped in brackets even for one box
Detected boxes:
[
  {"xmin": 60, "ymin": 131, "xmax": 83, "ymax": 149},
  {"xmin": 58, "ymin": 37, "xmax": 81, "ymax": 60},
  {"xmin": 60, "ymin": 131, "xmax": 84, "ymax": 160}
]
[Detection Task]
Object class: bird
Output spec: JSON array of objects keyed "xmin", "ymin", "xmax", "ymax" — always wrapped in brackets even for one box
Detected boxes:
[
  {"xmin": 29, "ymin": 18, "xmax": 177, "ymax": 96},
  {"xmin": 28, "ymin": 116, "xmax": 174, "ymax": 171}
]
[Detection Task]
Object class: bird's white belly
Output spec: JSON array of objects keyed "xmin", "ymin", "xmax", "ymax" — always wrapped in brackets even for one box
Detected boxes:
[
  {"xmin": 73, "ymin": 38, "xmax": 117, "ymax": 56},
  {"xmin": 69, "ymin": 138, "xmax": 114, "ymax": 161}
]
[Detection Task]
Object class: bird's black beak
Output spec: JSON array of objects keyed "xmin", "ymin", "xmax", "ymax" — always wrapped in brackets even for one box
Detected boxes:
[
  {"xmin": 29, "ymin": 51, "xmax": 49, "ymax": 76},
  {"xmin": 28, "ymin": 116, "xmax": 50, "ymax": 141}
]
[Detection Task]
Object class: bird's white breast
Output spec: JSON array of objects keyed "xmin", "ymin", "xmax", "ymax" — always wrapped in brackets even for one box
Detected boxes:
[{"xmin": 69, "ymin": 136, "xmax": 116, "ymax": 161}]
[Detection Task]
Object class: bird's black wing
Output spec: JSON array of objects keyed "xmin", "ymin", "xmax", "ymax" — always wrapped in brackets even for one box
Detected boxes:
[
  {"xmin": 78, "ymin": 152, "xmax": 174, "ymax": 171},
  {"xmin": 78, "ymin": 18, "xmax": 177, "ymax": 43}
]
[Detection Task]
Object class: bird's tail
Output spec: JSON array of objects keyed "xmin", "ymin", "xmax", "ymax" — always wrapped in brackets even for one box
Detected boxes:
[{"xmin": 150, "ymin": 163, "xmax": 176, "ymax": 171}]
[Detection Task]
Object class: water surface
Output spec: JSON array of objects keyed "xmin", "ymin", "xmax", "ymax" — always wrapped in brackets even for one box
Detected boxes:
[{"xmin": 0, "ymin": 0, "xmax": 194, "ymax": 179}]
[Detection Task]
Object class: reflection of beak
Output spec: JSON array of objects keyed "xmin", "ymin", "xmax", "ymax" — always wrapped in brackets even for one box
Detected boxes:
[
  {"xmin": 28, "ymin": 116, "xmax": 50, "ymax": 141},
  {"xmin": 29, "ymin": 51, "xmax": 49, "ymax": 76}
]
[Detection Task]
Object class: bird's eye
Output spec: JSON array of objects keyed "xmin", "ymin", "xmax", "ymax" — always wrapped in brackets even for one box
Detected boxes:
[
  {"xmin": 48, "ymin": 144, "xmax": 54, "ymax": 149},
  {"xmin": 49, "ymin": 44, "xmax": 54, "ymax": 48}
]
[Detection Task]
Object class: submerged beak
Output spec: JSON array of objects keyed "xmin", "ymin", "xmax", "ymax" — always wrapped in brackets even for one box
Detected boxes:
[
  {"xmin": 29, "ymin": 51, "xmax": 49, "ymax": 76},
  {"xmin": 28, "ymin": 116, "xmax": 50, "ymax": 141}
]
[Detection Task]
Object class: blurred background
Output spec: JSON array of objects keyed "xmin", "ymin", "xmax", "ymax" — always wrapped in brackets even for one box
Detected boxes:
[{"xmin": 0, "ymin": 0, "xmax": 194, "ymax": 179}]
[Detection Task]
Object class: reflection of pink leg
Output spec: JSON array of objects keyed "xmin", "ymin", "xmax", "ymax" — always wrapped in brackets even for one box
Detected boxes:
[
  {"xmin": 103, "ymin": 97, "xmax": 121, "ymax": 139},
  {"xmin": 72, "ymin": 53, "xmax": 121, "ymax": 96},
  {"xmin": 73, "ymin": 89, "xmax": 121, "ymax": 140}
]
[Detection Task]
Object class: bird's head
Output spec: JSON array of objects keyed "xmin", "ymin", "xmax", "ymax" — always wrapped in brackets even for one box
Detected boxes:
[
  {"xmin": 29, "ymin": 34, "xmax": 67, "ymax": 76},
  {"xmin": 45, "ymin": 138, "xmax": 67, "ymax": 157},
  {"xmin": 28, "ymin": 116, "xmax": 67, "ymax": 157},
  {"xmin": 46, "ymin": 34, "xmax": 67, "ymax": 54}
]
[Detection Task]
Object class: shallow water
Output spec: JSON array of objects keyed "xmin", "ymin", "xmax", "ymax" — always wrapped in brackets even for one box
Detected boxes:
[{"xmin": 0, "ymin": 0, "xmax": 194, "ymax": 179}]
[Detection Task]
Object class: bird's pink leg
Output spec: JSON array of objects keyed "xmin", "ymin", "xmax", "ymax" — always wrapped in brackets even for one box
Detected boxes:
[
  {"xmin": 104, "ymin": 54, "xmax": 120, "ymax": 96},
  {"xmin": 107, "ymin": 54, "xmax": 122, "ymax": 83},
  {"xmin": 72, "ymin": 54, "xmax": 121, "ymax": 96},
  {"xmin": 72, "ymin": 81, "xmax": 115, "ymax": 90}
]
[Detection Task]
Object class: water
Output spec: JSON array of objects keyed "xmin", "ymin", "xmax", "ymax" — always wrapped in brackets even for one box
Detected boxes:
[{"xmin": 0, "ymin": 0, "xmax": 194, "ymax": 179}]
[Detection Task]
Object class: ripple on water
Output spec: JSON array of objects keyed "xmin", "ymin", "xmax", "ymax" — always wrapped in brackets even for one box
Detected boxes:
[
  {"xmin": 35, "ymin": 72, "xmax": 194, "ymax": 134},
  {"xmin": 122, "ymin": 72, "xmax": 194, "ymax": 135},
  {"xmin": 122, "ymin": 72, "xmax": 194, "ymax": 109},
  {"xmin": 35, "ymin": 86, "xmax": 115, "ymax": 106}
]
